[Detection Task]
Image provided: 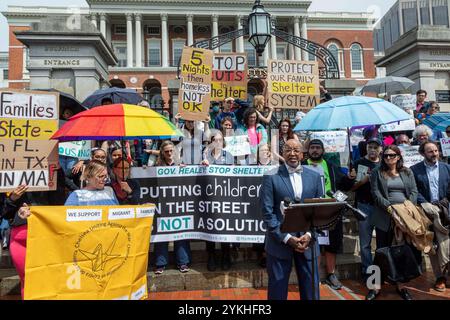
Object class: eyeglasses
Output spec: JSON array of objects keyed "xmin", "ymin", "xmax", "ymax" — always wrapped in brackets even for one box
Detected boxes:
[
  {"xmin": 383, "ymin": 153, "xmax": 398, "ymax": 159},
  {"xmin": 284, "ymin": 148, "xmax": 302, "ymax": 154}
]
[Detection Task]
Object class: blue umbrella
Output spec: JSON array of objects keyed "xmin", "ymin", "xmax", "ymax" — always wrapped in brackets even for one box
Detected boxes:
[
  {"xmin": 294, "ymin": 96, "xmax": 412, "ymax": 131},
  {"xmin": 422, "ymin": 113, "xmax": 450, "ymax": 130},
  {"xmin": 432, "ymin": 119, "xmax": 450, "ymax": 132},
  {"xmin": 82, "ymin": 87, "xmax": 144, "ymax": 108}
]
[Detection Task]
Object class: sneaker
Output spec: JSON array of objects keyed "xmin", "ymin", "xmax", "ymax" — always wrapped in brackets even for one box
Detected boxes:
[
  {"xmin": 154, "ymin": 266, "xmax": 165, "ymax": 275},
  {"xmin": 179, "ymin": 265, "xmax": 189, "ymax": 273},
  {"xmin": 325, "ymin": 273, "xmax": 343, "ymax": 290}
]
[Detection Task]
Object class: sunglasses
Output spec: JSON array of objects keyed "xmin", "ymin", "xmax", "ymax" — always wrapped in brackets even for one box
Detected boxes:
[{"xmin": 383, "ymin": 153, "xmax": 398, "ymax": 159}]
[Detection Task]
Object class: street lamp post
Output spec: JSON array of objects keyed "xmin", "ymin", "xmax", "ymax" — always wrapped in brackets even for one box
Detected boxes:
[{"xmin": 248, "ymin": 0, "xmax": 272, "ymax": 56}]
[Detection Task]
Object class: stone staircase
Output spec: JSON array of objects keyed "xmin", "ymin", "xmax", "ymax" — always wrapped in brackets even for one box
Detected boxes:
[{"xmin": 0, "ymin": 213, "xmax": 363, "ymax": 296}]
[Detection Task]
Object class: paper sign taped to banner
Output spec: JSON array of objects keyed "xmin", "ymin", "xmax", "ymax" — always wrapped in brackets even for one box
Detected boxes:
[{"xmin": 24, "ymin": 205, "xmax": 155, "ymax": 300}]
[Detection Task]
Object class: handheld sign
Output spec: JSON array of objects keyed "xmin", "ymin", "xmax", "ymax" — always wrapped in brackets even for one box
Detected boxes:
[{"xmin": 211, "ymin": 53, "xmax": 248, "ymax": 101}]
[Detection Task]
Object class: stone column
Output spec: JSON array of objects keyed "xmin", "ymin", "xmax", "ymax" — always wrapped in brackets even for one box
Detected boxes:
[
  {"xmin": 301, "ymin": 16, "xmax": 308, "ymax": 60},
  {"xmin": 235, "ymin": 15, "xmax": 244, "ymax": 53},
  {"xmin": 429, "ymin": 0, "xmax": 434, "ymax": 25},
  {"xmin": 161, "ymin": 13, "xmax": 169, "ymax": 67},
  {"xmin": 288, "ymin": 25, "xmax": 294, "ymax": 60},
  {"xmin": 212, "ymin": 14, "xmax": 219, "ymax": 53},
  {"xmin": 270, "ymin": 16, "xmax": 277, "ymax": 59},
  {"xmin": 126, "ymin": 13, "xmax": 134, "ymax": 67},
  {"xmin": 416, "ymin": 0, "xmax": 421, "ymax": 25},
  {"xmin": 90, "ymin": 13, "xmax": 98, "ymax": 29},
  {"xmin": 293, "ymin": 16, "xmax": 301, "ymax": 60},
  {"xmin": 187, "ymin": 14, "xmax": 194, "ymax": 46},
  {"xmin": 135, "ymin": 13, "xmax": 142, "ymax": 67},
  {"xmin": 99, "ymin": 13, "xmax": 107, "ymax": 37},
  {"xmin": 398, "ymin": 2, "xmax": 404, "ymax": 35}
]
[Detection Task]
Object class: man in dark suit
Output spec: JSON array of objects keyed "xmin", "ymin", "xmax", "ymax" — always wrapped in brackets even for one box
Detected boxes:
[
  {"xmin": 261, "ymin": 139, "xmax": 324, "ymax": 300},
  {"xmin": 410, "ymin": 141, "xmax": 450, "ymax": 292}
]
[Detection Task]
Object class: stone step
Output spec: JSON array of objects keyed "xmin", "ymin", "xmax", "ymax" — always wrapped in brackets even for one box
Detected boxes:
[{"xmin": 0, "ymin": 254, "xmax": 363, "ymax": 295}]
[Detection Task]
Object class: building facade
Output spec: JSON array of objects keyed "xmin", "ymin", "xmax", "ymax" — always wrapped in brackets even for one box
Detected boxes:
[
  {"xmin": 374, "ymin": 0, "xmax": 450, "ymax": 109},
  {"xmin": 3, "ymin": 0, "xmax": 376, "ymax": 108},
  {"xmin": 0, "ymin": 52, "xmax": 8, "ymax": 88}
]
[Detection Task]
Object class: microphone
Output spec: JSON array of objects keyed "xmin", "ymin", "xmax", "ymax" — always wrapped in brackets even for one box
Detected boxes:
[
  {"xmin": 294, "ymin": 196, "xmax": 301, "ymax": 204},
  {"xmin": 283, "ymin": 197, "xmax": 292, "ymax": 207},
  {"xmin": 327, "ymin": 190, "xmax": 368, "ymax": 221}
]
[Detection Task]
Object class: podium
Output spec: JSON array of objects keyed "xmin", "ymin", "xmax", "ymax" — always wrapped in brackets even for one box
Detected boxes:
[{"xmin": 281, "ymin": 199, "xmax": 346, "ymax": 300}]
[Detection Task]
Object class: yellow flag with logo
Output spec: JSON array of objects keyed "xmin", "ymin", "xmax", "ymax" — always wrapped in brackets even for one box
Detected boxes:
[{"xmin": 24, "ymin": 205, "xmax": 155, "ymax": 300}]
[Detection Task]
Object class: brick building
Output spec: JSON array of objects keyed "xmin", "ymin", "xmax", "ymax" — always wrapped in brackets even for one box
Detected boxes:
[{"xmin": 2, "ymin": 0, "xmax": 377, "ymax": 108}]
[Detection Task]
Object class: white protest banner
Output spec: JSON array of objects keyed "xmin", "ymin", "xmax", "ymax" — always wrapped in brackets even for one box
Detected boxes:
[
  {"xmin": 58, "ymin": 141, "xmax": 91, "ymax": 160},
  {"xmin": 379, "ymin": 119, "xmax": 415, "ymax": 133},
  {"xmin": 391, "ymin": 94, "xmax": 416, "ymax": 111},
  {"xmin": 440, "ymin": 138, "xmax": 450, "ymax": 156},
  {"xmin": 310, "ymin": 131, "xmax": 348, "ymax": 153},
  {"xmin": 399, "ymin": 145, "xmax": 424, "ymax": 167},
  {"xmin": 224, "ymin": 135, "xmax": 251, "ymax": 157},
  {"xmin": 267, "ymin": 59, "xmax": 320, "ymax": 111}
]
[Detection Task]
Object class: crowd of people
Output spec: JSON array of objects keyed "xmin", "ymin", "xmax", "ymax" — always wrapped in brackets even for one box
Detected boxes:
[{"xmin": 0, "ymin": 87, "xmax": 449, "ymax": 301}]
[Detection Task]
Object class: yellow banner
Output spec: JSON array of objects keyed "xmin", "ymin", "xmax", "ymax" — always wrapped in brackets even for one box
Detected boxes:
[{"xmin": 24, "ymin": 205, "xmax": 155, "ymax": 300}]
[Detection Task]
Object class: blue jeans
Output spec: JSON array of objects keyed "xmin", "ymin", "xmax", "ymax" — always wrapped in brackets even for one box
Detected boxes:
[
  {"xmin": 154, "ymin": 240, "xmax": 191, "ymax": 267},
  {"xmin": 357, "ymin": 202, "xmax": 376, "ymax": 275},
  {"xmin": 59, "ymin": 155, "xmax": 78, "ymax": 173}
]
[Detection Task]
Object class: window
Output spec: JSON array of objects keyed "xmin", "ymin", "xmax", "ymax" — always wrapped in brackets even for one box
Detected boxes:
[
  {"xmin": 146, "ymin": 26, "xmax": 160, "ymax": 35},
  {"xmin": 244, "ymin": 41, "xmax": 257, "ymax": 67},
  {"xmin": 172, "ymin": 39, "xmax": 185, "ymax": 67},
  {"xmin": 420, "ymin": 0, "xmax": 431, "ymax": 24},
  {"xmin": 402, "ymin": 1, "xmax": 418, "ymax": 32},
  {"xmin": 308, "ymin": 51, "xmax": 316, "ymax": 61},
  {"xmin": 114, "ymin": 24, "xmax": 127, "ymax": 35},
  {"xmin": 276, "ymin": 43, "xmax": 287, "ymax": 60},
  {"xmin": 147, "ymin": 39, "xmax": 161, "ymax": 66},
  {"xmin": 350, "ymin": 43, "xmax": 363, "ymax": 74},
  {"xmin": 219, "ymin": 41, "xmax": 233, "ymax": 53},
  {"xmin": 432, "ymin": 0, "xmax": 449, "ymax": 26},
  {"xmin": 327, "ymin": 43, "xmax": 344, "ymax": 74},
  {"xmin": 112, "ymin": 43, "xmax": 127, "ymax": 67},
  {"xmin": 3, "ymin": 69, "xmax": 8, "ymax": 80}
]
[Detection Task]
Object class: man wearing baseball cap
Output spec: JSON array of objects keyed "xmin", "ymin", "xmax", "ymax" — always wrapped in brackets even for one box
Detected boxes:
[
  {"xmin": 350, "ymin": 137, "xmax": 383, "ymax": 293},
  {"xmin": 303, "ymin": 139, "xmax": 356, "ymax": 290}
]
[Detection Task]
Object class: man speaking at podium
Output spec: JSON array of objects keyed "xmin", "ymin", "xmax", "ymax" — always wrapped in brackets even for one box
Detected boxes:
[{"xmin": 261, "ymin": 139, "xmax": 324, "ymax": 300}]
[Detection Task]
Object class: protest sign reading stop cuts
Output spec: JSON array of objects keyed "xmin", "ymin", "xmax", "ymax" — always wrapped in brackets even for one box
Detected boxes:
[
  {"xmin": 25, "ymin": 205, "xmax": 155, "ymax": 300},
  {"xmin": 267, "ymin": 60, "xmax": 320, "ymax": 110},
  {"xmin": 211, "ymin": 53, "xmax": 248, "ymax": 101},
  {"xmin": 178, "ymin": 46, "xmax": 213, "ymax": 121},
  {"xmin": 0, "ymin": 89, "xmax": 59, "ymax": 192},
  {"xmin": 132, "ymin": 165, "xmax": 275, "ymax": 243}
]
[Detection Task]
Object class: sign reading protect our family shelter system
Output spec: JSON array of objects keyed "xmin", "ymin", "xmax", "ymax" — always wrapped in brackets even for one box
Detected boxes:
[
  {"xmin": 0, "ymin": 89, "xmax": 59, "ymax": 192},
  {"xmin": 24, "ymin": 205, "xmax": 155, "ymax": 300},
  {"xmin": 267, "ymin": 60, "xmax": 320, "ymax": 110},
  {"xmin": 211, "ymin": 53, "xmax": 248, "ymax": 101},
  {"xmin": 179, "ymin": 46, "xmax": 213, "ymax": 121}
]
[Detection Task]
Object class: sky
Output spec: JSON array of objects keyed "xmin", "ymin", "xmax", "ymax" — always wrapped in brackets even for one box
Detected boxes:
[{"xmin": 0, "ymin": 0, "xmax": 397, "ymax": 52}]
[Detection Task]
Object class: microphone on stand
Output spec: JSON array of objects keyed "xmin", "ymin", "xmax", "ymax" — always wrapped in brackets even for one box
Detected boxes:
[
  {"xmin": 326, "ymin": 190, "xmax": 368, "ymax": 221},
  {"xmin": 281, "ymin": 197, "xmax": 292, "ymax": 221}
]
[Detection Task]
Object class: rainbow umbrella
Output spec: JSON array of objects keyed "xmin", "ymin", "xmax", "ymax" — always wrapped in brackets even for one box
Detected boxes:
[{"xmin": 51, "ymin": 104, "xmax": 183, "ymax": 141}]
